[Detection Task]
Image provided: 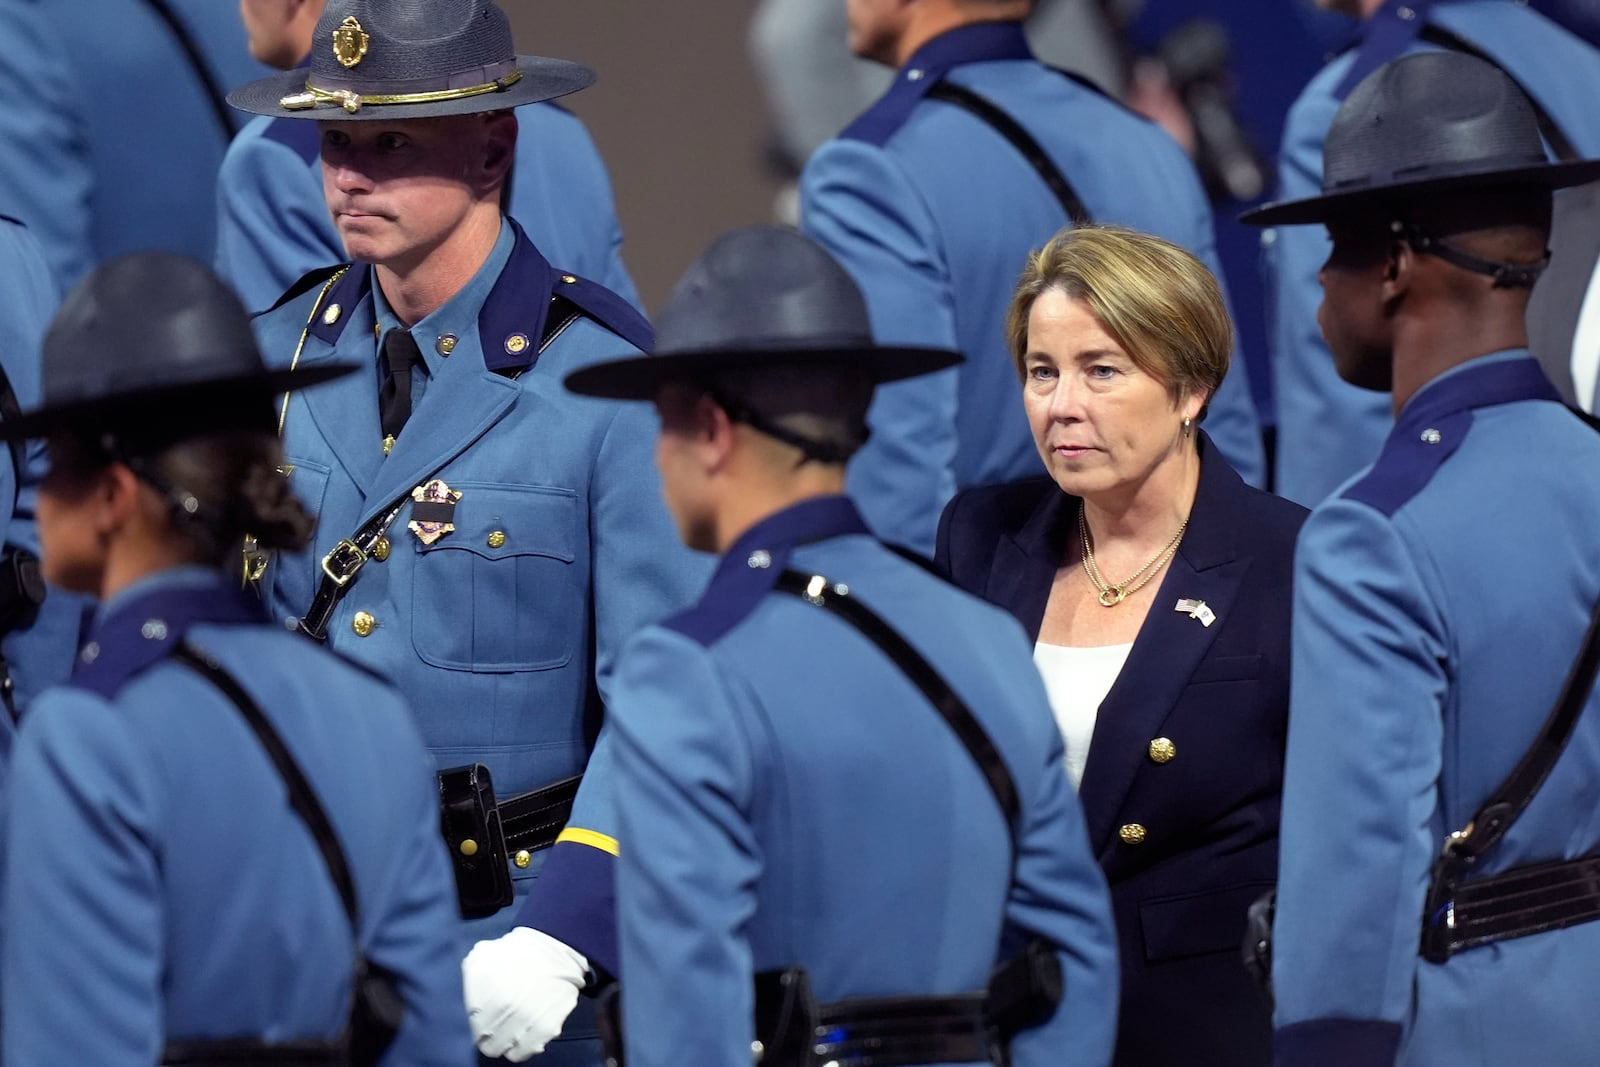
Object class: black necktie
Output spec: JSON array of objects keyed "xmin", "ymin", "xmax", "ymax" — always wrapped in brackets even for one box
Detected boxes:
[{"xmin": 379, "ymin": 328, "xmax": 422, "ymax": 440}]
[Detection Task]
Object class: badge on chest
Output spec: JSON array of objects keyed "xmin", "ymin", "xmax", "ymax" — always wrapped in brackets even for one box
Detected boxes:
[{"xmin": 409, "ymin": 479, "xmax": 462, "ymax": 545}]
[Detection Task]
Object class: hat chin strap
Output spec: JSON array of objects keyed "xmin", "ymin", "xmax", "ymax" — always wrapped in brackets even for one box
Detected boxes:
[
  {"xmin": 706, "ymin": 388, "xmax": 868, "ymax": 467},
  {"xmin": 1392, "ymin": 221, "xmax": 1549, "ymax": 289}
]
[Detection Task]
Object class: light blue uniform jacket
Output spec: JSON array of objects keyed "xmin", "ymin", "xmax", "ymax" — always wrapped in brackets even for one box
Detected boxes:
[
  {"xmin": 216, "ymin": 103, "xmax": 640, "ymax": 314},
  {"xmin": 1, "ymin": 567, "xmax": 471, "ymax": 1066},
  {"xmin": 0, "ymin": 218, "xmax": 86, "ymax": 746},
  {"xmin": 1273, "ymin": 353, "xmax": 1600, "ymax": 1067},
  {"xmin": 0, "ymin": 0, "xmax": 267, "ymax": 291},
  {"xmin": 611, "ymin": 496, "xmax": 1119, "ymax": 1067},
  {"xmin": 254, "ymin": 221, "xmax": 706, "ymax": 1066},
  {"xmin": 1265, "ymin": 0, "xmax": 1600, "ymax": 507},
  {"xmin": 800, "ymin": 20, "xmax": 1263, "ymax": 555}
]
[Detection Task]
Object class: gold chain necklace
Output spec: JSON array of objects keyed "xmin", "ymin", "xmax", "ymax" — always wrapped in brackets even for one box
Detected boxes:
[{"xmin": 1079, "ymin": 506, "xmax": 1189, "ymax": 607}]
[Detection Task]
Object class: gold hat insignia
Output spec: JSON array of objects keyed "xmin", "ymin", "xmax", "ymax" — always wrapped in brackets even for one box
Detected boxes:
[{"xmin": 332, "ymin": 16, "xmax": 370, "ymax": 69}]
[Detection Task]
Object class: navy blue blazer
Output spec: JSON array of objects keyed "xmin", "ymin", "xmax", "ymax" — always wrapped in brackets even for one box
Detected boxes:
[{"xmin": 935, "ymin": 435, "xmax": 1307, "ymax": 1067}]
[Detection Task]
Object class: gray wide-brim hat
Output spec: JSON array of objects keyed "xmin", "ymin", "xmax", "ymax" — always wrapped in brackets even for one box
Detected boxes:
[
  {"xmin": 0, "ymin": 253, "xmax": 356, "ymax": 442},
  {"xmin": 565, "ymin": 226, "xmax": 961, "ymax": 401},
  {"xmin": 1242, "ymin": 51, "xmax": 1600, "ymax": 227},
  {"xmin": 228, "ymin": 0, "xmax": 594, "ymax": 121}
]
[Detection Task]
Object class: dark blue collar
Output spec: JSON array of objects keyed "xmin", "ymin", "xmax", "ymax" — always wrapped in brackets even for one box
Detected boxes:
[
  {"xmin": 1335, "ymin": 0, "xmax": 1438, "ymax": 100},
  {"xmin": 1344, "ymin": 352, "xmax": 1561, "ymax": 515},
  {"xmin": 665, "ymin": 495, "xmax": 873, "ymax": 646},
  {"xmin": 71, "ymin": 574, "xmax": 268, "ymax": 699},
  {"xmin": 841, "ymin": 20, "xmax": 1033, "ymax": 146}
]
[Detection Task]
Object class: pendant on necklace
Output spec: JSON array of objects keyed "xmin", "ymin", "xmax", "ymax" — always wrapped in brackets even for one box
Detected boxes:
[{"xmin": 1098, "ymin": 585, "xmax": 1126, "ymax": 607}]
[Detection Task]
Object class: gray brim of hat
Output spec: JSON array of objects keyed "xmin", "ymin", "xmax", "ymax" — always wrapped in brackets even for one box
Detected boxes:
[
  {"xmin": 0, "ymin": 363, "xmax": 357, "ymax": 442},
  {"xmin": 227, "ymin": 55, "xmax": 595, "ymax": 120},
  {"xmin": 564, "ymin": 345, "xmax": 963, "ymax": 402},
  {"xmin": 1241, "ymin": 156, "xmax": 1600, "ymax": 227}
]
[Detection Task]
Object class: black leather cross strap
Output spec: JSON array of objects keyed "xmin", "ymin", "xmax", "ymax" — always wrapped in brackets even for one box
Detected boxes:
[
  {"xmin": 771, "ymin": 569, "xmax": 1021, "ymax": 841},
  {"xmin": 1421, "ymin": 586, "xmax": 1600, "ymax": 961},
  {"xmin": 163, "ymin": 643, "xmax": 400, "ymax": 1067},
  {"xmin": 927, "ymin": 80, "xmax": 1091, "ymax": 227},
  {"xmin": 294, "ymin": 294, "xmax": 582, "ymax": 642},
  {"xmin": 498, "ymin": 772, "xmax": 584, "ymax": 853}
]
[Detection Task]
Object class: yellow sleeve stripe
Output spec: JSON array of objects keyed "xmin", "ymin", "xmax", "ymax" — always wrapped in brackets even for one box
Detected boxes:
[{"xmin": 557, "ymin": 827, "xmax": 619, "ymax": 856}]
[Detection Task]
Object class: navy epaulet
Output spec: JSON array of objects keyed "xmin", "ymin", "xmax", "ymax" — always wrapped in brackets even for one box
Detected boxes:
[
  {"xmin": 663, "ymin": 552, "xmax": 787, "ymax": 649},
  {"xmin": 260, "ymin": 263, "xmax": 350, "ymax": 316},
  {"xmin": 840, "ymin": 71, "xmax": 937, "ymax": 147},
  {"xmin": 1341, "ymin": 410, "xmax": 1473, "ymax": 517},
  {"xmin": 554, "ymin": 273, "xmax": 654, "ymax": 353},
  {"xmin": 262, "ymin": 115, "xmax": 320, "ymax": 164},
  {"xmin": 1333, "ymin": 1, "xmax": 1433, "ymax": 100}
]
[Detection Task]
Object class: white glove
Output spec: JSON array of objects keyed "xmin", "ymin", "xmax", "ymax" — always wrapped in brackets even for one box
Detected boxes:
[{"xmin": 462, "ymin": 926, "xmax": 590, "ymax": 1062}]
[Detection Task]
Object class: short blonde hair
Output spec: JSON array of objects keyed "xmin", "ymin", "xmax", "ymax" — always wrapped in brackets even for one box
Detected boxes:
[{"xmin": 1005, "ymin": 225, "xmax": 1232, "ymax": 415}]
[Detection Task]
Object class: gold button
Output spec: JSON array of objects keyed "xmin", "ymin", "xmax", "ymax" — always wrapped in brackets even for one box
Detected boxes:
[
  {"xmin": 1148, "ymin": 737, "xmax": 1177, "ymax": 764},
  {"xmin": 322, "ymin": 302, "xmax": 341, "ymax": 326},
  {"xmin": 1119, "ymin": 823, "xmax": 1147, "ymax": 845},
  {"xmin": 459, "ymin": 839, "xmax": 479, "ymax": 857},
  {"xmin": 487, "ymin": 530, "xmax": 506, "ymax": 548},
  {"xmin": 504, "ymin": 333, "xmax": 528, "ymax": 355},
  {"xmin": 561, "ymin": 274, "xmax": 577, "ymax": 284},
  {"xmin": 513, "ymin": 850, "xmax": 532, "ymax": 869},
  {"xmin": 352, "ymin": 611, "xmax": 376, "ymax": 637},
  {"xmin": 372, "ymin": 536, "xmax": 390, "ymax": 562}
]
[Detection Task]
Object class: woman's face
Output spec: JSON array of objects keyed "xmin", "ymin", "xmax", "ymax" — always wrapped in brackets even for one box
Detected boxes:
[
  {"xmin": 35, "ymin": 443, "xmax": 108, "ymax": 596},
  {"xmin": 1021, "ymin": 289, "xmax": 1203, "ymax": 502}
]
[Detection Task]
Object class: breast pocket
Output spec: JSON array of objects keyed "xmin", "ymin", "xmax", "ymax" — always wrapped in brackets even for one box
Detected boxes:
[{"xmin": 410, "ymin": 484, "xmax": 581, "ymax": 673}]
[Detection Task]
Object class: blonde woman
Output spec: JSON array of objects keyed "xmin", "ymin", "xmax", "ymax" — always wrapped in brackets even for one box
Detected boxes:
[{"xmin": 936, "ymin": 225, "xmax": 1306, "ymax": 1067}]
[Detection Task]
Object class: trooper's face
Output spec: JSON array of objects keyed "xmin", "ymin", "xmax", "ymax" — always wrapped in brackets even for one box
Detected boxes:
[
  {"xmin": 319, "ymin": 114, "xmax": 512, "ymax": 274},
  {"xmin": 239, "ymin": 0, "xmax": 315, "ymax": 70},
  {"xmin": 35, "ymin": 440, "xmax": 109, "ymax": 597},
  {"xmin": 1317, "ymin": 217, "xmax": 1395, "ymax": 391},
  {"xmin": 653, "ymin": 385, "xmax": 718, "ymax": 554},
  {"xmin": 847, "ymin": 0, "xmax": 906, "ymax": 65}
]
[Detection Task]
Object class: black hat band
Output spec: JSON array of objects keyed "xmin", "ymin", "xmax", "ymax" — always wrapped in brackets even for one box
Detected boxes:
[{"xmin": 282, "ymin": 63, "xmax": 522, "ymax": 114}]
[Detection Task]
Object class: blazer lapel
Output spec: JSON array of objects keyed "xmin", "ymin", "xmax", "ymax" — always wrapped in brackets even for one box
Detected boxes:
[
  {"xmin": 993, "ymin": 487, "xmax": 1074, "ymax": 642},
  {"xmin": 1075, "ymin": 441, "xmax": 1249, "ymax": 853}
]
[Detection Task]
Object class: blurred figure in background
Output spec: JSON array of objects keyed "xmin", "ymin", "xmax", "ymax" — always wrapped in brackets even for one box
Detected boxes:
[
  {"xmin": 800, "ymin": 0, "xmax": 1264, "ymax": 556},
  {"xmin": 1264, "ymin": 0, "xmax": 1600, "ymax": 506},
  {"xmin": 0, "ymin": 0, "xmax": 268, "ymax": 292},
  {"xmin": 218, "ymin": 0, "xmax": 640, "ymax": 314}
]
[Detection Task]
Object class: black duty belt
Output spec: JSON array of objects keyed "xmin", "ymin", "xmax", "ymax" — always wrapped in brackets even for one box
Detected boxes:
[
  {"xmin": 1422, "ymin": 850, "xmax": 1600, "ymax": 961},
  {"xmin": 500, "ymin": 772, "xmax": 584, "ymax": 853},
  {"xmin": 161, "ymin": 1040, "xmax": 347, "ymax": 1066},
  {"xmin": 811, "ymin": 992, "xmax": 992, "ymax": 1067}
]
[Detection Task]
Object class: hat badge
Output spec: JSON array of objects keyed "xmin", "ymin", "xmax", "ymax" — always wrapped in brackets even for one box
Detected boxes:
[{"xmin": 332, "ymin": 16, "xmax": 370, "ymax": 69}]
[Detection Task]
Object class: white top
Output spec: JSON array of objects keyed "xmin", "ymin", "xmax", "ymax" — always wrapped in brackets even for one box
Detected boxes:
[{"xmin": 1032, "ymin": 641, "xmax": 1133, "ymax": 789}]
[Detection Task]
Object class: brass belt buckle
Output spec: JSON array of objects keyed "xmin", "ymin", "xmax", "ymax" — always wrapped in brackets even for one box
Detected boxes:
[{"xmin": 321, "ymin": 539, "xmax": 367, "ymax": 587}]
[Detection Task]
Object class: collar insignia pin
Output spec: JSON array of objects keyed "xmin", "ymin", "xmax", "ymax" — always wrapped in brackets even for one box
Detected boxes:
[
  {"xmin": 408, "ymin": 479, "xmax": 462, "ymax": 545},
  {"xmin": 332, "ymin": 16, "xmax": 369, "ymax": 69},
  {"xmin": 1175, "ymin": 597, "xmax": 1216, "ymax": 628}
]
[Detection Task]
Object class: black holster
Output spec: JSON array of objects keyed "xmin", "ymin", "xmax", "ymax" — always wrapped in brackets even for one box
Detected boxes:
[
  {"xmin": 438, "ymin": 763, "xmax": 515, "ymax": 919},
  {"xmin": 0, "ymin": 547, "xmax": 44, "ymax": 634},
  {"xmin": 1241, "ymin": 887, "xmax": 1276, "ymax": 1008}
]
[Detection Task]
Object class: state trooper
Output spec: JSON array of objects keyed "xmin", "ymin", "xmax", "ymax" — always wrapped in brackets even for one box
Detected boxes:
[
  {"xmin": 1242, "ymin": 51, "xmax": 1600, "ymax": 1066},
  {"xmin": 0, "ymin": 0, "xmax": 267, "ymax": 291},
  {"xmin": 1, "ymin": 252, "xmax": 469, "ymax": 1066},
  {"xmin": 1264, "ymin": 0, "xmax": 1600, "ymax": 505},
  {"xmin": 229, "ymin": 2, "xmax": 706, "ymax": 1064},
  {"xmin": 470, "ymin": 225, "xmax": 1121, "ymax": 1067},
  {"xmin": 800, "ymin": 0, "xmax": 1264, "ymax": 555},
  {"xmin": 218, "ymin": 0, "xmax": 641, "ymax": 314},
  {"xmin": 0, "ymin": 216, "xmax": 83, "ymax": 751}
]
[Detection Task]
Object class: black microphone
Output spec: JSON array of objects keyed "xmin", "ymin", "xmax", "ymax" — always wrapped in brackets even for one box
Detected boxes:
[{"xmin": 1158, "ymin": 18, "xmax": 1267, "ymax": 204}]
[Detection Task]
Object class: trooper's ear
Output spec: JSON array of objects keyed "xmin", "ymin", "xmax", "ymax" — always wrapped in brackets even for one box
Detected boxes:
[{"xmin": 478, "ymin": 110, "xmax": 518, "ymax": 191}]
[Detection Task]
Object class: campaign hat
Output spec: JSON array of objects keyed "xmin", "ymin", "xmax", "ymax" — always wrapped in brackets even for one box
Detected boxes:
[
  {"xmin": 564, "ymin": 226, "xmax": 960, "ymax": 402},
  {"xmin": 1242, "ymin": 51, "xmax": 1600, "ymax": 227},
  {"xmin": 0, "ymin": 252, "xmax": 355, "ymax": 441},
  {"xmin": 228, "ymin": 0, "xmax": 594, "ymax": 121}
]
